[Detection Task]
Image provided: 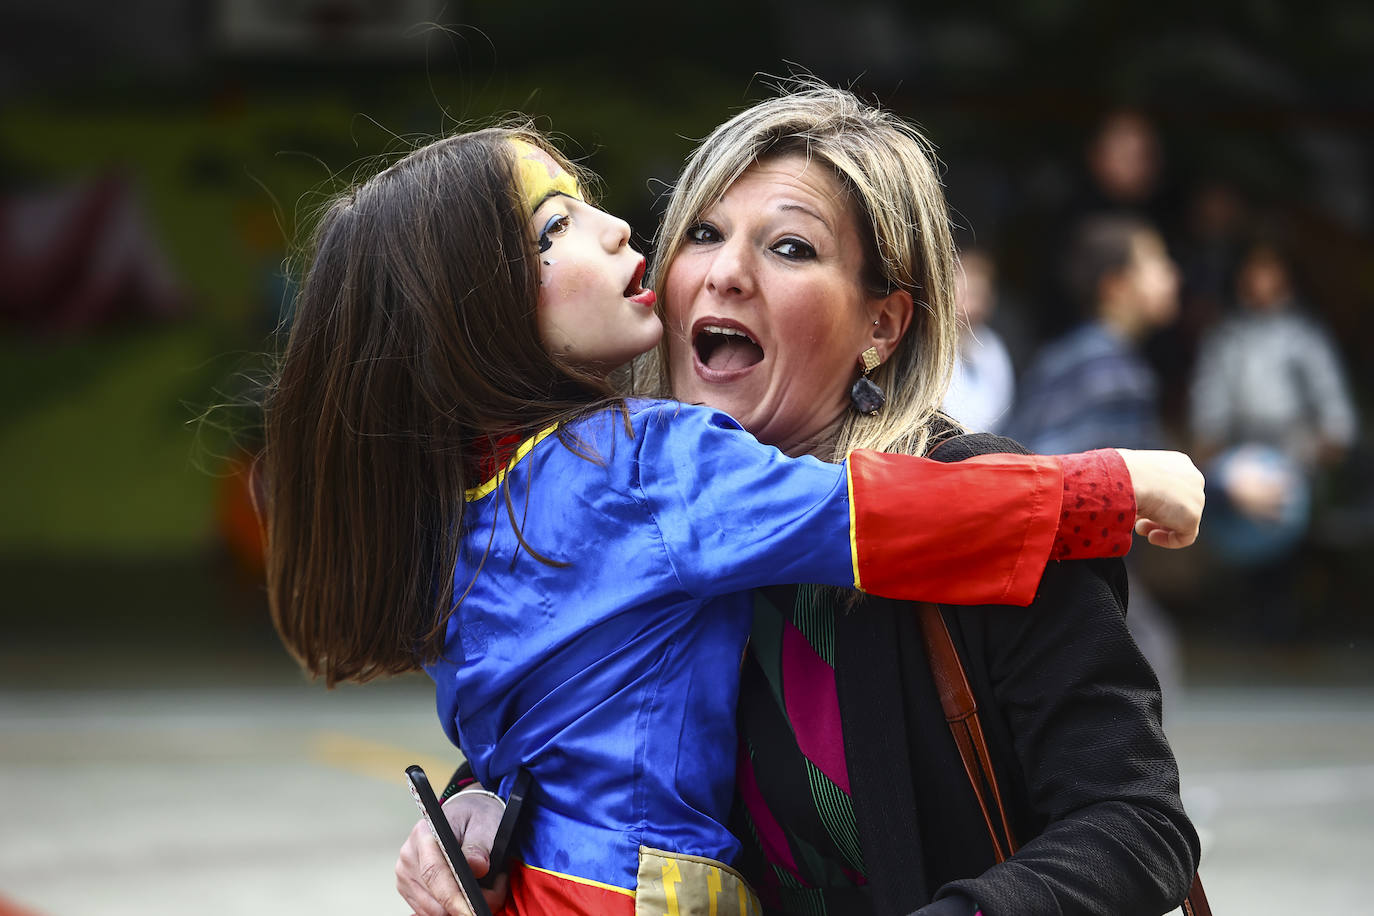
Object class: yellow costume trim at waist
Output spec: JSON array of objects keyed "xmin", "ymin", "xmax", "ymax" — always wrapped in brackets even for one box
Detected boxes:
[{"xmin": 520, "ymin": 861, "xmax": 637, "ymax": 897}]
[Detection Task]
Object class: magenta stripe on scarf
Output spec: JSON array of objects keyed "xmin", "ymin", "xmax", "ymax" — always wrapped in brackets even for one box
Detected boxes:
[
  {"xmin": 736, "ymin": 740, "xmax": 802, "ymax": 879},
  {"xmin": 781, "ymin": 622, "xmax": 850, "ymax": 794}
]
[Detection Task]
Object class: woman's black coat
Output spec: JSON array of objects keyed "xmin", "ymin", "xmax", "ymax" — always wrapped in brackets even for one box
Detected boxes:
[{"xmin": 834, "ymin": 433, "xmax": 1199, "ymax": 916}]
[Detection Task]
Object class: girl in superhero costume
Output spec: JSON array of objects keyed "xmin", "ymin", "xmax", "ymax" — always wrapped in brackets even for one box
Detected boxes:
[{"xmin": 262, "ymin": 127, "xmax": 1202, "ymax": 915}]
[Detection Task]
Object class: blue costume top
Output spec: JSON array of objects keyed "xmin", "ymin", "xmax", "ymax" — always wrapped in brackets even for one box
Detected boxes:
[{"xmin": 428, "ymin": 400, "xmax": 1073, "ymax": 895}]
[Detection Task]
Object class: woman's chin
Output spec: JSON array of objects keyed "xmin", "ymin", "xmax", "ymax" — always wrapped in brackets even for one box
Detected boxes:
[{"xmin": 681, "ymin": 380, "xmax": 757, "ymax": 424}]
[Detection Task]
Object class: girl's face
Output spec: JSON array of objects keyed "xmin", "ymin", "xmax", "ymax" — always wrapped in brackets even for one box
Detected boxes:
[
  {"xmin": 661, "ymin": 154, "xmax": 892, "ymax": 455},
  {"xmin": 513, "ymin": 142, "xmax": 662, "ymax": 370}
]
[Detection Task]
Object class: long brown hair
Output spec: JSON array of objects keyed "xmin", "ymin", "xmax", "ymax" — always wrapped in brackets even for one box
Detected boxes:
[{"xmin": 262, "ymin": 127, "xmax": 615, "ymax": 686}]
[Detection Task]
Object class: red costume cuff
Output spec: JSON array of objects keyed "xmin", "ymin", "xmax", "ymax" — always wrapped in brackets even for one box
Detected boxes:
[
  {"xmin": 1052, "ymin": 449, "xmax": 1136, "ymax": 560},
  {"xmin": 847, "ymin": 449, "xmax": 1062, "ymax": 608}
]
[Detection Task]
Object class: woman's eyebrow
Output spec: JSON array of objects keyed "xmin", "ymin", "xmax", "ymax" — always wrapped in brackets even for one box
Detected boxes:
[{"xmin": 776, "ymin": 202, "xmax": 831, "ymax": 232}]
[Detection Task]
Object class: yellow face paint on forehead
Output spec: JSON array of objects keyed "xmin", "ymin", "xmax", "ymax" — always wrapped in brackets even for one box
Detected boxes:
[{"xmin": 510, "ymin": 139, "xmax": 582, "ymax": 214}]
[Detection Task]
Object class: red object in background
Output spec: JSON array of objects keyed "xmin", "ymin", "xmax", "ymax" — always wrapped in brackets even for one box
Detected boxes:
[
  {"xmin": 0, "ymin": 174, "xmax": 185, "ymax": 333},
  {"xmin": 0, "ymin": 894, "xmax": 48, "ymax": 916},
  {"xmin": 218, "ymin": 450, "xmax": 266, "ymax": 581}
]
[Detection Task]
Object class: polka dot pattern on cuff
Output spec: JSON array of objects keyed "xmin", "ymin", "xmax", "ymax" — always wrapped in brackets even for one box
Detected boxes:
[{"xmin": 1053, "ymin": 449, "xmax": 1136, "ymax": 560}]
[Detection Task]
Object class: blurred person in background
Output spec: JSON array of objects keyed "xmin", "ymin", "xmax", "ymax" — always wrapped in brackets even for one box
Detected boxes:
[
  {"xmin": 1189, "ymin": 235, "xmax": 1359, "ymax": 638},
  {"xmin": 1007, "ymin": 216, "xmax": 1178, "ymax": 456},
  {"xmin": 1084, "ymin": 109, "xmax": 1166, "ymax": 219},
  {"xmin": 1006, "ymin": 214, "xmax": 1184, "ymax": 707},
  {"xmin": 1027, "ymin": 108, "xmax": 1174, "ymax": 345},
  {"xmin": 1151, "ymin": 180, "xmax": 1253, "ymax": 424},
  {"xmin": 943, "ymin": 246, "xmax": 1015, "ymax": 433},
  {"xmin": 1175, "ymin": 181, "xmax": 1250, "ymax": 342}
]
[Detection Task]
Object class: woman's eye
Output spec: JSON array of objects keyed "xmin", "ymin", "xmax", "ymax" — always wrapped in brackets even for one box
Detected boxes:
[
  {"xmin": 537, "ymin": 214, "xmax": 570, "ymax": 252},
  {"xmin": 685, "ymin": 222, "xmax": 720, "ymax": 244},
  {"xmin": 770, "ymin": 238, "xmax": 816, "ymax": 260}
]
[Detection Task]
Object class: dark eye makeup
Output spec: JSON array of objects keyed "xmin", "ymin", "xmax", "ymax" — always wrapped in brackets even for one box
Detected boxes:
[{"xmin": 538, "ymin": 213, "xmax": 569, "ymax": 253}]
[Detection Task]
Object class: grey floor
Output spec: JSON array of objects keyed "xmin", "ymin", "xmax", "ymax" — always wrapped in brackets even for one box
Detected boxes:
[{"xmin": 3, "ymin": 643, "xmax": 1373, "ymax": 915}]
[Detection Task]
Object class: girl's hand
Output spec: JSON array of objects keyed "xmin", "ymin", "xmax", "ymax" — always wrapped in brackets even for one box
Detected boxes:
[
  {"xmin": 396, "ymin": 791, "xmax": 508, "ymax": 916},
  {"xmin": 1115, "ymin": 449, "xmax": 1205, "ymax": 549}
]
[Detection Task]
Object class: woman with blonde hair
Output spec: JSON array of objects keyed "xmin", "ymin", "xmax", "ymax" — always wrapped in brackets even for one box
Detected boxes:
[
  {"xmin": 387, "ymin": 86, "xmax": 1200, "ymax": 916},
  {"xmin": 641, "ymin": 83, "xmax": 965, "ymax": 466}
]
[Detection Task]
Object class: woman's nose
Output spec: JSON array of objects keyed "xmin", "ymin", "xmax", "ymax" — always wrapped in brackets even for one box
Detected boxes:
[{"xmin": 704, "ymin": 239, "xmax": 752, "ymax": 298}]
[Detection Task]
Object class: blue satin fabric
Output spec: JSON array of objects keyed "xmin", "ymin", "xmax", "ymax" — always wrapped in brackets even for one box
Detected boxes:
[{"xmin": 428, "ymin": 400, "xmax": 855, "ymax": 889}]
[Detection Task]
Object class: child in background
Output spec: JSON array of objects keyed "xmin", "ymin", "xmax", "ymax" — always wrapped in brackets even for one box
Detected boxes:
[
  {"xmin": 1006, "ymin": 214, "xmax": 1185, "ymax": 707},
  {"xmin": 1190, "ymin": 238, "xmax": 1357, "ymax": 501},
  {"xmin": 943, "ymin": 247, "xmax": 1015, "ymax": 433},
  {"xmin": 1190, "ymin": 237, "xmax": 1358, "ymax": 634}
]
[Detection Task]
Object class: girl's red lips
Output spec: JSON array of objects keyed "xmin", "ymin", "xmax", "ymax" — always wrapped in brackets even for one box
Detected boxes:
[
  {"xmin": 624, "ymin": 259, "xmax": 646, "ymax": 294},
  {"xmin": 623, "ymin": 258, "xmax": 656, "ymax": 307}
]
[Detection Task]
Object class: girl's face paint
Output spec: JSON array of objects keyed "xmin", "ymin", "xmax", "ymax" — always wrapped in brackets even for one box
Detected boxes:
[
  {"xmin": 511, "ymin": 141, "xmax": 662, "ymax": 371},
  {"xmin": 512, "ymin": 139, "xmax": 584, "ymax": 214}
]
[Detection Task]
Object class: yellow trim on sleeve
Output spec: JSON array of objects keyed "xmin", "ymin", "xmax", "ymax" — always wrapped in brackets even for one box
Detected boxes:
[
  {"xmin": 463, "ymin": 424, "xmax": 561, "ymax": 502},
  {"xmin": 520, "ymin": 861, "xmax": 637, "ymax": 897},
  {"xmin": 845, "ymin": 449, "xmax": 864, "ymax": 592}
]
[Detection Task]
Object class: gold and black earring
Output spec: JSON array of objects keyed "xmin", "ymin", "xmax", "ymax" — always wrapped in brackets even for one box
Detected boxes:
[{"xmin": 850, "ymin": 347, "xmax": 886, "ymax": 415}]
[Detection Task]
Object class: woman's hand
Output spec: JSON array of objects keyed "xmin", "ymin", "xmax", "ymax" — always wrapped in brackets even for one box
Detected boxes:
[
  {"xmin": 396, "ymin": 791, "xmax": 508, "ymax": 916},
  {"xmin": 1115, "ymin": 449, "xmax": 1205, "ymax": 549}
]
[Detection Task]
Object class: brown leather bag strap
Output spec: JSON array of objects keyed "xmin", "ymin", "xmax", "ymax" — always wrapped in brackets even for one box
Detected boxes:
[
  {"xmin": 917, "ymin": 600, "xmax": 1213, "ymax": 914},
  {"xmin": 917, "ymin": 601, "xmax": 1018, "ymax": 862},
  {"xmin": 1181, "ymin": 872, "xmax": 1213, "ymax": 916}
]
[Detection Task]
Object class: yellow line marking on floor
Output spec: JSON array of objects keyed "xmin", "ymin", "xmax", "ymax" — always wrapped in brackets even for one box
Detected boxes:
[{"xmin": 308, "ymin": 730, "xmax": 458, "ymax": 785}]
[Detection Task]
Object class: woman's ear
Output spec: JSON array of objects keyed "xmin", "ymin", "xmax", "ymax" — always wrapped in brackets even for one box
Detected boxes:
[{"xmin": 867, "ymin": 287, "xmax": 914, "ymax": 362}]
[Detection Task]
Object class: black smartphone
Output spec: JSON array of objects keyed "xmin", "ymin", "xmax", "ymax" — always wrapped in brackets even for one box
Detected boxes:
[{"xmin": 405, "ymin": 764, "xmax": 493, "ymax": 916}]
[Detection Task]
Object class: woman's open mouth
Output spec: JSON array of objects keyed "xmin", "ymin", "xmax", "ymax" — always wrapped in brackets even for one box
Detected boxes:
[{"xmin": 693, "ymin": 323, "xmax": 764, "ymax": 374}]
